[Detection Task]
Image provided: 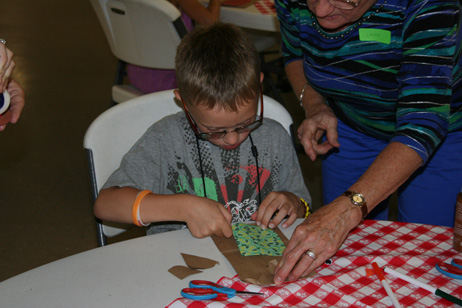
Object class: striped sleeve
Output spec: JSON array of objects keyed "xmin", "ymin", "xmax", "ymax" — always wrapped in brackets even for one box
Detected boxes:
[
  {"xmin": 275, "ymin": 0, "xmax": 305, "ymax": 64},
  {"xmin": 392, "ymin": 1, "xmax": 459, "ymax": 162}
]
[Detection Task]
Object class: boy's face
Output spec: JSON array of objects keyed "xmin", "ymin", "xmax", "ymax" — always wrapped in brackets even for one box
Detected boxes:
[{"xmin": 183, "ymin": 96, "xmax": 260, "ymax": 151}]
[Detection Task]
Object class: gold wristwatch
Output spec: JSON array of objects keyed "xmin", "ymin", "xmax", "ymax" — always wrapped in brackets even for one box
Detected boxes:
[{"xmin": 341, "ymin": 191, "xmax": 368, "ymax": 220}]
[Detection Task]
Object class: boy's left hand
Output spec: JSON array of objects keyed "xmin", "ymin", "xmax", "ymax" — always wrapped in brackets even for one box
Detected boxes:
[{"xmin": 251, "ymin": 192, "xmax": 301, "ymax": 229}]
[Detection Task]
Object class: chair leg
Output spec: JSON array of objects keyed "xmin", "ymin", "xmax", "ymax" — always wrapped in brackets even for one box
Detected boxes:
[
  {"xmin": 114, "ymin": 60, "xmax": 127, "ymax": 85},
  {"xmin": 111, "ymin": 60, "xmax": 127, "ymax": 106},
  {"xmin": 96, "ymin": 219, "xmax": 108, "ymax": 247}
]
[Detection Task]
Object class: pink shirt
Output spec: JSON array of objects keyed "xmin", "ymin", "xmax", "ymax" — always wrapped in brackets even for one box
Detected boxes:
[{"xmin": 126, "ymin": 12, "xmax": 194, "ymax": 94}]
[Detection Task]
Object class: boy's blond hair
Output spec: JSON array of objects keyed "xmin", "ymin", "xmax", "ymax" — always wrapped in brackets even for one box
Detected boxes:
[{"xmin": 175, "ymin": 22, "xmax": 261, "ymax": 111}]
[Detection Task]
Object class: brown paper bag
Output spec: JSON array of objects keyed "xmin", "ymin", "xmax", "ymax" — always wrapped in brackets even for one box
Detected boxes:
[{"xmin": 212, "ymin": 225, "xmax": 289, "ymax": 285}]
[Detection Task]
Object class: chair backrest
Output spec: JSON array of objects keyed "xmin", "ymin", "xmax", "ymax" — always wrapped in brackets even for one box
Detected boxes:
[
  {"xmin": 89, "ymin": 0, "xmax": 187, "ymax": 69},
  {"xmin": 84, "ymin": 90, "xmax": 294, "ymax": 246},
  {"xmin": 84, "ymin": 91, "xmax": 182, "ymax": 246}
]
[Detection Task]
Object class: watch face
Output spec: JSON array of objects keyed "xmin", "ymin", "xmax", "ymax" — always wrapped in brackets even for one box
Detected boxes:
[{"xmin": 352, "ymin": 194, "xmax": 364, "ymax": 205}]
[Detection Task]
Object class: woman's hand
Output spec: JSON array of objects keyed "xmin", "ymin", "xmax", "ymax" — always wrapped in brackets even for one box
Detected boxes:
[
  {"xmin": 0, "ymin": 44, "xmax": 15, "ymax": 93},
  {"xmin": 283, "ymin": 61, "xmax": 339, "ymax": 161},
  {"xmin": 298, "ymin": 99, "xmax": 339, "ymax": 161},
  {"xmin": 251, "ymin": 191, "xmax": 303, "ymax": 230},
  {"xmin": 273, "ymin": 197, "xmax": 361, "ymax": 284},
  {"xmin": 0, "ymin": 79, "xmax": 25, "ymax": 131},
  {"xmin": 183, "ymin": 196, "xmax": 233, "ymax": 238}
]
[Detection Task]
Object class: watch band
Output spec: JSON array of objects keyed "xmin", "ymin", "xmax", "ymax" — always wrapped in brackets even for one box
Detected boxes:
[{"xmin": 341, "ymin": 191, "xmax": 368, "ymax": 220}]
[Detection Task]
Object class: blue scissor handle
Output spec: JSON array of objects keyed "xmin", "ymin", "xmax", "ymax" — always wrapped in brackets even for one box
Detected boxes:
[
  {"xmin": 181, "ymin": 288, "xmax": 216, "ymax": 300},
  {"xmin": 436, "ymin": 261, "xmax": 462, "ymax": 280},
  {"xmin": 189, "ymin": 280, "xmax": 236, "ymax": 297},
  {"xmin": 181, "ymin": 288, "xmax": 228, "ymax": 301}
]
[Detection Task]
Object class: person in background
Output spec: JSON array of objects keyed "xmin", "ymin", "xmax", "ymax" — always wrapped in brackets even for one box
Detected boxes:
[
  {"xmin": 126, "ymin": 0, "xmax": 220, "ymax": 94},
  {"xmin": 0, "ymin": 39, "xmax": 25, "ymax": 131},
  {"xmin": 94, "ymin": 23, "xmax": 311, "ymax": 238},
  {"xmin": 273, "ymin": 0, "xmax": 462, "ymax": 284}
]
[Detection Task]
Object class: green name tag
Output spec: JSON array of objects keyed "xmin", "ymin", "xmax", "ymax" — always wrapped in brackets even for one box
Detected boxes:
[{"xmin": 359, "ymin": 28, "xmax": 391, "ymax": 44}]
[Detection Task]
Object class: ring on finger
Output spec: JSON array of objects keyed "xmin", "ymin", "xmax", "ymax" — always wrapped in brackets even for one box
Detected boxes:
[
  {"xmin": 0, "ymin": 39, "xmax": 6, "ymax": 45},
  {"xmin": 305, "ymin": 250, "xmax": 317, "ymax": 260}
]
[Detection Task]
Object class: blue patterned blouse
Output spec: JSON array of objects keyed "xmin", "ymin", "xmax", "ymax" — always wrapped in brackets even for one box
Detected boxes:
[{"xmin": 276, "ymin": 0, "xmax": 462, "ymax": 163}]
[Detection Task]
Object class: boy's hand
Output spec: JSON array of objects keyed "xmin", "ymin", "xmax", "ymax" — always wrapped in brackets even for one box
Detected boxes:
[
  {"xmin": 251, "ymin": 192, "xmax": 301, "ymax": 230},
  {"xmin": 183, "ymin": 196, "xmax": 233, "ymax": 238}
]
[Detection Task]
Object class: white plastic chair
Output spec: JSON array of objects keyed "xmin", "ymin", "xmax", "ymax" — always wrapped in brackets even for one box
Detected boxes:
[
  {"xmin": 89, "ymin": 0, "xmax": 188, "ymax": 104},
  {"xmin": 83, "ymin": 90, "xmax": 295, "ymax": 246},
  {"xmin": 89, "ymin": 0, "xmax": 279, "ymax": 104}
]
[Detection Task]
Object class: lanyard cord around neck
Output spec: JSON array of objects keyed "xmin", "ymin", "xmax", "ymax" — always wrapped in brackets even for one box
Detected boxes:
[
  {"xmin": 195, "ymin": 135, "xmax": 207, "ymax": 198},
  {"xmin": 249, "ymin": 133, "xmax": 262, "ymax": 206},
  {"xmin": 194, "ymin": 133, "xmax": 262, "ymax": 205}
]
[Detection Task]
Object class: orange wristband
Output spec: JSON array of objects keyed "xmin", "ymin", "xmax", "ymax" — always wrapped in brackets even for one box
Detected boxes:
[{"xmin": 132, "ymin": 190, "xmax": 152, "ymax": 227}]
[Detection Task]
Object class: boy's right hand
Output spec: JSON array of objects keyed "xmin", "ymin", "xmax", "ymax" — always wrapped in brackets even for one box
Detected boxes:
[{"xmin": 182, "ymin": 196, "xmax": 233, "ymax": 238}]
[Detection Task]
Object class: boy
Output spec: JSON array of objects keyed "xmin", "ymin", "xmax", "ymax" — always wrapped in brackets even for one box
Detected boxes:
[{"xmin": 94, "ymin": 23, "xmax": 311, "ymax": 238}]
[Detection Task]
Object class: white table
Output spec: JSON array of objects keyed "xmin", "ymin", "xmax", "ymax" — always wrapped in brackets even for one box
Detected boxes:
[
  {"xmin": 0, "ymin": 222, "xmax": 299, "ymax": 308},
  {"xmin": 220, "ymin": 2, "xmax": 279, "ymax": 32}
]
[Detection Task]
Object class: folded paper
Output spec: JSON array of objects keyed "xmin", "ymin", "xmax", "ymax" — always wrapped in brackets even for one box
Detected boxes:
[{"xmin": 212, "ymin": 224, "xmax": 289, "ymax": 285}]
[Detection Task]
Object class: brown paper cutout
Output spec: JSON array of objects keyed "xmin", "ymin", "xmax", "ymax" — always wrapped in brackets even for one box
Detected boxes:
[
  {"xmin": 212, "ymin": 225, "xmax": 290, "ymax": 285},
  {"xmin": 168, "ymin": 265, "xmax": 202, "ymax": 279},
  {"xmin": 169, "ymin": 254, "xmax": 219, "ymax": 279},
  {"xmin": 181, "ymin": 253, "xmax": 219, "ymax": 269}
]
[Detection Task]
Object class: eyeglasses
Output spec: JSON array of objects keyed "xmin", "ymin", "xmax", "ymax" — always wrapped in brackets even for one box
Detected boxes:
[
  {"xmin": 328, "ymin": 0, "xmax": 360, "ymax": 10},
  {"xmin": 182, "ymin": 89, "xmax": 264, "ymax": 141}
]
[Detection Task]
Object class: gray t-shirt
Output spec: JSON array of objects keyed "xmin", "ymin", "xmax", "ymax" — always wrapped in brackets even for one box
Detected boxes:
[{"xmin": 103, "ymin": 112, "xmax": 311, "ymax": 234}]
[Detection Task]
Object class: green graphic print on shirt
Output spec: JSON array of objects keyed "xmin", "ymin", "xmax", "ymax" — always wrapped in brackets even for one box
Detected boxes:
[{"xmin": 166, "ymin": 139, "xmax": 274, "ymax": 223}]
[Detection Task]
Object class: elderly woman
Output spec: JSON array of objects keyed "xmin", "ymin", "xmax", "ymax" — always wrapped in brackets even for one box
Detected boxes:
[{"xmin": 273, "ymin": 0, "xmax": 462, "ymax": 284}]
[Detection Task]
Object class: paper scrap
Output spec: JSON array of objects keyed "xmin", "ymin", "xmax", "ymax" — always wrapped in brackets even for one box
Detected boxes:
[
  {"xmin": 168, "ymin": 254, "xmax": 219, "ymax": 279},
  {"xmin": 181, "ymin": 253, "xmax": 219, "ymax": 269},
  {"xmin": 168, "ymin": 265, "xmax": 202, "ymax": 279}
]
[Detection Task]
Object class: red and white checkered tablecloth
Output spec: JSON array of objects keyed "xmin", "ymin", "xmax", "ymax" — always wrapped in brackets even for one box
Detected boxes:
[
  {"xmin": 254, "ymin": 0, "xmax": 275, "ymax": 15},
  {"xmin": 166, "ymin": 220, "xmax": 462, "ymax": 308}
]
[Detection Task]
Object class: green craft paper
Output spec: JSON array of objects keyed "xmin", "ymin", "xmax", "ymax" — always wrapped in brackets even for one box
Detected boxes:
[
  {"xmin": 232, "ymin": 223, "xmax": 285, "ymax": 256},
  {"xmin": 359, "ymin": 28, "xmax": 391, "ymax": 44}
]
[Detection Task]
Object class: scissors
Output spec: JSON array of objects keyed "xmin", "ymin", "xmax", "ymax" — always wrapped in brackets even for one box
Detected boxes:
[
  {"xmin": 181, "ymin": 279, "xmax": 264, "ymax": 300},
  {"xmin": 436, "ymin": 259, "xmax": 462, "ymax": 279}
]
